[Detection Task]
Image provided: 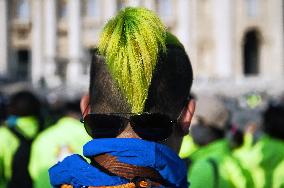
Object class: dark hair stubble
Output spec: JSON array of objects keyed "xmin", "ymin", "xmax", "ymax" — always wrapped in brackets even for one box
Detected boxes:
[{"xmin": 89, "ymin": 45, "xmax": 193, "ymax": 120}]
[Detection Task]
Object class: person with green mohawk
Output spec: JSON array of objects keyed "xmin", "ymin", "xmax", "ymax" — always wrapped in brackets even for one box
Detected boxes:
[{"xmin": 49, "ymin": 7, "xmax": 195, "ymax": 188}]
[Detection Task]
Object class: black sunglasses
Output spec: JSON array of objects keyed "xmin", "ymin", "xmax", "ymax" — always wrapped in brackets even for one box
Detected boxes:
[{"xmin": 81, "ymin": 113, "xmax": 177, "ymax": 141}]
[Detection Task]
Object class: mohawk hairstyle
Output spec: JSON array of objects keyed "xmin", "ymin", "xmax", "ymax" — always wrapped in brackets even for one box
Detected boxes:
[
  {"xmin": 98, "ymin": 7, "xmax": 167, "ymax": 113},
  {"xmin": 90, "ymin": 7, "xmax": 193, "ymax": 119}
]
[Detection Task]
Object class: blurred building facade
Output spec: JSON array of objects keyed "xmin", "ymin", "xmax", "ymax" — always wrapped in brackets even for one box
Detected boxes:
[{"xmin": 0, "ymin": 0, "xmax": 283, "ymax": 94}]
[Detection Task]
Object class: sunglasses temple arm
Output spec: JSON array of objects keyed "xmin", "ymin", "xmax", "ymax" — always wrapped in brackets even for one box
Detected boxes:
[{"xmin": 80, "ymin": 103, "xmax": 90, "ymax": 123}]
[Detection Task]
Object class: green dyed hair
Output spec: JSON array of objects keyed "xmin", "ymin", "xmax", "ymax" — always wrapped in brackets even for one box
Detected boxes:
[{"xmin": 98, "ymin": 7, "xmax": 167, "ymax": 113}]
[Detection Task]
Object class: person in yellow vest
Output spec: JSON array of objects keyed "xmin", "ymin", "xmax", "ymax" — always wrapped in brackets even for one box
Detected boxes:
[
  {"xmin": 29, "ymin": 99, "xmax": 91, "ymax": 188},
  {"xmin": 232, "ymin": 108, "xmax": 263, "ymax": 166},
  {"xmin": 0, "ymin": 90, "xmax": 41, "ymax": 188},
  {"xmin": 234, "ymin": 101, "xmax": 284, "ymax": 188},
  {"xmin": 49, "ymin": 7, "xmax": 195, "ymax": 188},
  {"xmin": 188, "ymin": 95, "xmax": 254, "ymax": 188}
]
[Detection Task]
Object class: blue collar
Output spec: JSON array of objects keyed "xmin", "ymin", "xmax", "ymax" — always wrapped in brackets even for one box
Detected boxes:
[{"xmin": 49, "ymin": 138, "xmax": 188, "ymax": 188}]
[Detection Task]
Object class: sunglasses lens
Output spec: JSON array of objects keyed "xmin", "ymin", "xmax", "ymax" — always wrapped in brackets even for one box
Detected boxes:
[
  {"xmin": 84, "ymin": 114, "xmax": 125, "ymax": 138},
  {"xmin": 83, "ymin": 113, "xmax": 174, "ymax": 141},
  {"xmin": 130, "ymin": 114, "xmax": 173, "ymax": 141}
]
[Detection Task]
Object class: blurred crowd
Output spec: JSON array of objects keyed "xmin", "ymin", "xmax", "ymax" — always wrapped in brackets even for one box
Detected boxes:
[
  {"xmin": 0, "ymin": 89, "xmax": 284, "ymax": 188},
  {"xmin": 180, "ymin": 92, "xmax": 284, "ymax": 188},
  {"xmin": 0, "ymin": 89, "xmax": 91, "ymax": 188}
]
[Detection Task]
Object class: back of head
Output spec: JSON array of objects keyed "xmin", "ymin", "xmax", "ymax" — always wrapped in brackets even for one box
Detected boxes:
[
  {"xmin": 89, "ymin": 7, "xmax": 193, "ymax": 120},
  {"xmin": 232, "ymin": 109, "xmax": 262, "ymax": 131},
  {"xmin": 8, "ymin": 90, "xmax": 41, "ymax": 117},
  {"xmin": 63, "ymin": 99, "xmax": 81, "ymax": 118},
  {"xmin": 263, "ymin": 103, "xmax": 284, "ymax": 140},
  {"xmin": 0, "ymin": 92, "xmax": 7, "ymax": 123},
  {"xmin": 190, "ymin": 95, "xmax": 229, "ymax": 146},
  {"xmin": 193, "ymin": 95, "xmax": 229, "ymax": 130}
]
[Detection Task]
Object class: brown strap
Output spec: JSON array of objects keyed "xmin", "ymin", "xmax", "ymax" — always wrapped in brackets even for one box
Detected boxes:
[
  {"xmin": 93, "ymin": 154, "xmax": 166, "ymax": 186},
  {"xmin": 63, "ymin": 182, "xmax": 155, "ymax": 188},
  {"xmin": 61, "ymin": 185, "xmax": 73, "ymax": 188},
  {"xmin": 89, "ymin": 183, "xmax": 136, "ymax": 188},
  {"xmin": 60, "ymin": 154, "xmax": 165, "ymax": 188},
  {"xmin": 61, "ymin": 183, "xmax": 136, "ymax": 188}
]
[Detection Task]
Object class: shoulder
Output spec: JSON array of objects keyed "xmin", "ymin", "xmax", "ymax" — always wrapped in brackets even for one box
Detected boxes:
[
  {"xmin": 36, "ymin": 117, "xmax": 90, "ymax": 142},
  {"xmin": 0, "ymin": 126, "xmax": 12, "ymax": 137},
  {"xmin": 0, "ymin": 126, "xmax": 19, "ymax": 148}
]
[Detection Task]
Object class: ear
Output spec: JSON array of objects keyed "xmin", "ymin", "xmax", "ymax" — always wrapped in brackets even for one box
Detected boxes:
[
  {"xmin": 179, "ymin": 99, "xmax": 196, "ymax": 134},
  {"xmin": 80, "ymin": 94, "xmax": 90, "ymax": 118}
]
